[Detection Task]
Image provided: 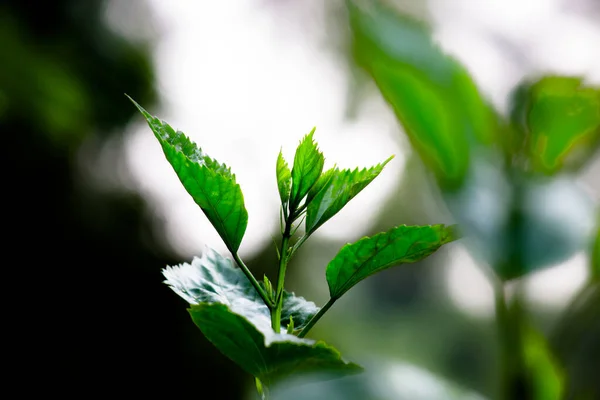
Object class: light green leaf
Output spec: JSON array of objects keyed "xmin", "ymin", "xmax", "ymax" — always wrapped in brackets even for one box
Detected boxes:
[
  {"xmin": 525, "ymin": 77, "xmax": 600, "ymax": 174},
  {"xmin": 128, "ymin": 96, "xmax": 247, "ymax": 252},
  {"xmin": 276, "ymin": 150, "xmax": 292, "ymax": 207},
  {"xmin": 189, "ymin": 303, "xmax": 363, "ymax": 386},
  {"xmin": 290, "ymin": 128, "xmax": 325, "ymax": 209},
  {"xmin": 326, "ymin": 224, "xmax": 458, "ymax": 299},
  {"xmin": 305, "ymin": 156, "xmax": 393, "ymax": 234},
  {"xmin": 521, "ymin": 322, "xmax": 565, "ymax": 400},
  {"xmin": 162, "ymin": 246, "xmax": 319, "ymax": 332},
  {"xmin": 348, "ymin": 1, "xmax": 497, "ymax": 189}
]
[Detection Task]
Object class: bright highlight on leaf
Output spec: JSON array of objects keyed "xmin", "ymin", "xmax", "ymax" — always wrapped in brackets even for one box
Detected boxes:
[
  {"xmin": 305, "ymin": 156, "xmax": 394, "ymax": 234},
  {"xmin": 162, "ymin": 245, "xmax": 319, "ymax": 332},
  {"xmin": 189, "ymin": 303, "xmax": 363, "ymax": 387},
  {"xmin": 290, "ymin": 128, "xmax": 325, "ymax": 210},
  {"xmin": 128, "ymin": 96, "xmax": 248, "ymax": 252},
  {"xmin": 326, "ymin": 224, "xmax": 458, "ymax": 299}
]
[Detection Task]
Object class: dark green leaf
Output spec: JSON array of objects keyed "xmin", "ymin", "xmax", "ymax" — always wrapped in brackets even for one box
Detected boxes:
[
  {"xmin": 276, "ymin": 150, "xmax": 292, "ymax": 207},
  {"xmin": 326, "ymin": 224, "xmax": 458, "ymax": 299},
  {"xmin": 290, "ymin": 128, "xmax": 325, "ymax": 209},
  {"xmin": 524, "ymin": 77, "xmax": 600, "ymax": 174},
  {"xmin": 128, "ymin": 96, "xmax": 247, "ymax": 252},
  {"xmin": 305, "ymin": 156, "xmax": 393, "ymax": 234},
  {"xmin": 348, "ymin": 1, "xmax": 497, "ymax": 189},
  {"xmin": 162, "ymin": 246, "xmax": 318, "ymax": 331},
  {"xmin": 190, "ymin": 303, "xmax": 363, "ymax": 386}
]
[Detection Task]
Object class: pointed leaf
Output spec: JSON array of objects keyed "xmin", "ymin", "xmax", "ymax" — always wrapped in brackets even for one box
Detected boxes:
[
  {"xmin": 162, "ymin": 246, "xmax": 319, "ymax": 332},
  {"xmin": 276, "ymin": 150, "xmax": 292, "ymax": 207},
  {"xmin": 326, "ymin": 224, "xmax": 458, "ymax": 299},
  {"xmin": 290, "ymin": 129, "xmax": 325, "ymax": 208},
  {"xmin": 129, "ymin": 97, "xmax": 247, "ymax": 252},
  {"xmin": 306, "ymin": 156, "xmax": 393, "ymax": 234},
  {"xmin": 190, "ymin": 303, "xmax": 363, "ymax": 386}
]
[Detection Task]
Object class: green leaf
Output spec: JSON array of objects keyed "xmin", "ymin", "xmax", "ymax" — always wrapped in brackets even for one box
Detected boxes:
[
  {"xmin": 162, "ymin": 246, "xmax": 319, "ymax": 332},
  {"xmin": 348, "ymin": 1, "xmax": 497, "ymax": 189},
  {"xmin": 521, "ymin": 322, "xmax": 565, "ymax": 400},
  {"xmin": 290, "ymin": 128, "xmax": 325, "ymax": 209},
  {"xmin": 305, "ymin": 156, "xmax": 394, "ymax": 234},
  {"xmin": 128, "ymin": 96, "xmax": 247, "ymax": 252},
  {"xmin": 281, "ymin": 290, "xmax": 319, "ymax": 332},
  {"xmin": 522, "ymin": 77, "xmax": 600, "ymax": 174},
  {"xmin": 276, "ymin": 150, "xmax": 292, "ymax": 208},
  {"xmin": 190, "ymin": 303, "xmax": 363, "ymax": 386},
  {"xmin": 326, "ymin": 224, "xmax": 458, "ymax": 299}
]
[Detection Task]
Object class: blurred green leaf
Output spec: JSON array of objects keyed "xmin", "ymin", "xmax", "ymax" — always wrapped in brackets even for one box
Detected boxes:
[
  {"xmin": 162, "ymin": 246, "xmax": 319, "ymax": 332},
  {"xmin": 276, "ymin": 150, "xmax": 292, "ymax": 209},
  {"xmin": 189, "ymin": 303, "xmax": 363, "ymax": 386},
  {"xmin": 348, "ymin": 0, "xmax": 496, "ymax": 189},
  {"xmin": 326, "ymin": 224, "xmax": 458, "ymax": 299},
  {"xmin": 129, "ymin": 97, "xmax": 248, "ymax": 252},
  {"xmin": 290, "ymin": 128, "xmax": 325, "ymax": 209},
  {"xmin": 526, "ymin": 77, "xmax": 600, "ymax": 174},
  {"xmin": 521, "ymin": 323, "xmax": 565, "ymax": 400},
  {"xmin": 511, "ymin": 77, "xmax": 600, "ymax": 174},
  {"xmin": 305, "ymin": 156, "xmax": 393, "ymax": 234}
]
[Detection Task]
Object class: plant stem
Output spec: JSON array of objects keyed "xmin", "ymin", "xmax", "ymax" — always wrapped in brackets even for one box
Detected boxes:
[
  {"xmin": 272, "ymin": 222, "xmax": 292, "ymax": 332},
  {"xmin": 297, "ymin": 297, "xmax": 337, "ymax": 338},
  {"xmin": 232, "ymin": 251, "xmax": 273, "ymax": 309}
]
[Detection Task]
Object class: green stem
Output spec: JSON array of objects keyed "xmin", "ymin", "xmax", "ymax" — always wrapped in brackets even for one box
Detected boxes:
[
  {"xmin": 297, "ymin": 297, "xmax": 337, "ymax": 338},
  {"xmin": 232, "ymin": 251, "xmax": 273, "ymax": 309},
  {"xmin": 272, "ymin": 223, "xmax": 292, "ymax": 333}
]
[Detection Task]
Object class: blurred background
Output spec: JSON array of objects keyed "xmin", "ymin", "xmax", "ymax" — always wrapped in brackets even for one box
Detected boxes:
[{"xmin": 4, "ymin": 0, "xmax": 598, "ymax": 398}]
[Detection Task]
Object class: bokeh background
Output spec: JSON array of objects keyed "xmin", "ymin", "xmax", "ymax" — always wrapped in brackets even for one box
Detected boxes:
[{"xmin": 4, "ymin": 0, "xmax": 598, "ymax": 398}]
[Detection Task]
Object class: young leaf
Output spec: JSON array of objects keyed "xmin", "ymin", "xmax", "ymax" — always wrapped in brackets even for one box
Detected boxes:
[
  {"xmin": 276, "ymin": 150, "xmax": 292, "ymax": 208},
  {"xmin": 326, "ymin": 224, "xmax": 458, "ymax": 299},
  {"xmin": 129, "ymin": 97, "xmax": 247, "ymax": 252},
  {"xmin": 290, "ymin": 129, "xmax": 325, "ymax": 209},
  {"xmin": 305, "ymin": 156, "xmax": 394, "ymax": 234},
  {"xmin": 162, "ymin": 246, "xmax": 319, "ymax": 331},
  {"xmin": 190, "ymin": 303, "xmax": 363, "ymax": 387}
]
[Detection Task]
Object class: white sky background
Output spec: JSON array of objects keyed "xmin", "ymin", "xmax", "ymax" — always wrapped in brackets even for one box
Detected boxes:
[{"xmin": 107, "ymin": 0, "xmax": 600, "ymax": 317}]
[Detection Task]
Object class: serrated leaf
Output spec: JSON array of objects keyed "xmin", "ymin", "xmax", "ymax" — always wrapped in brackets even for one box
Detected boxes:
[
  {"xmin": 348, "ymin": 1, "xmax": 497, "ymax": 189},
  {"xmin": 128, "ymin": 96, "xmax": 247, "ymax": 252},
  {"xmin": 305, "ymin": 156, "xmax": 393, "ymax": 234},
  {"xmin": 290, "ymin": 129, "xmax": 325, "ymax": 209},
  {"xmin": 162, "ymin": 245, "xmax": 319, "ymax": 332},
  {"xmin": 525, "ymin": 77, "xmax": 600, "ymax": 174},
  {"xmin": 190, "ymin": 303, "xmax": 363, "ymax": 386},
  {"xmin": 276, "ymin": 150, "xmax": 292, "ymax": 207},
  {"xmin": 326, "ymin": 224, "xmax": 458, "ymax": 299}
]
